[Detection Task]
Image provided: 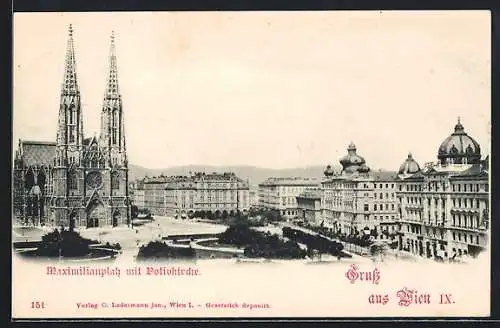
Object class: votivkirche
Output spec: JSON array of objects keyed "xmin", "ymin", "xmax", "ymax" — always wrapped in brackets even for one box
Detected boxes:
[{"xmin": 13, "ymin": 25, "xmax": 131, "ymax": 228}]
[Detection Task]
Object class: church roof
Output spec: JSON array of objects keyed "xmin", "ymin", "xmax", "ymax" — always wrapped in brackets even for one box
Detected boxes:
[{"xmin": 18, "ymin": 140, "xmax": 56, "ymax": 167}]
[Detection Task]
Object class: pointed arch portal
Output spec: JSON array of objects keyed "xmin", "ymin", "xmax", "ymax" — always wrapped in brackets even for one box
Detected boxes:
[
  {"xmin": 69, "ymin": 210, "xmax": 77, "ymax": 231},
  {"xmin": 86, "ymin": 198, "xmax": 106, "ymax": 228},
  {"xmin": 112, "ymin": 210, "xmax": 119, "ymax": 227}
]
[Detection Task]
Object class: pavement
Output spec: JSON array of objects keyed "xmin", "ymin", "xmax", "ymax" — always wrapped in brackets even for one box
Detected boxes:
[{"xmin": 12, "ymin": 226, "xmax": 49, "ymax": 242}]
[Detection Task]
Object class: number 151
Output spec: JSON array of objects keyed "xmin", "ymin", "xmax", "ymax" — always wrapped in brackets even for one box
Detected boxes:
[{"xmin": 31, "ymin": 301, "xmax": 45, "ymax": 309}]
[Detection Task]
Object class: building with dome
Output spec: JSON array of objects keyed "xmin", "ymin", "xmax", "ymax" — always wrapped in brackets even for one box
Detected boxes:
[
  {"xmin": 397, "ymin": 153, "xmax": 421, "ymax": 179},
  {"xmin": 320, "ymin": 143, "xmax": 398, "ymax": 236},
  {"xmin": 438, "ymin": 118, "xmax": 481, "ymax": 165},
  {"xmin": 396, "ymin": 119, "xmax": 489, "ymax": 261},
  {"xmin": 12, "ymin": 25, "xmax": 131, "ymax": 228}
]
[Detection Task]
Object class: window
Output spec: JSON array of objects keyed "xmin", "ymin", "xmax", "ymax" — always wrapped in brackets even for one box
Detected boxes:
[
  {"xmin": 391, "ymin": 204, "xmax": 395, "ymax": 210},
  {"xmin": 374, "ymin": 204, "xmax": 377, "ymax": 211},
  {"xmin": 111, "ymin": 171, "xmax": 120, "ymax": 190},
  {"xmin": 364, "ymin": 204, "xmax": 369, "ymax": 211},
  {"xmin": 68, "ymin": 170, "xmax": 78, "ymax": 190}
]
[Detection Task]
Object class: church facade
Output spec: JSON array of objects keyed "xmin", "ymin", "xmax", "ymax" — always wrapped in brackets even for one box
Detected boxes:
[{"xmin": 13, "ymin": 25, "xmax": 131, "ymax": 229}]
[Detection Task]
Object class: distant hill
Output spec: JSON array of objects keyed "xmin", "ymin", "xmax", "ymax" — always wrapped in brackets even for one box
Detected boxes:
[
  {"xmin": 128, "ymin": 164, "xmax": 396, "ymax": 187},
  {"xmin": 128, "ymin": 164, "xmax": 335, "ymax": 187}
]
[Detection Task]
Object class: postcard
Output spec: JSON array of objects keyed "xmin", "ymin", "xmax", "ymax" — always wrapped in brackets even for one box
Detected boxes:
[{"xmin": 12, "ymin": 10, "xmax": 491, "ymax": 319}]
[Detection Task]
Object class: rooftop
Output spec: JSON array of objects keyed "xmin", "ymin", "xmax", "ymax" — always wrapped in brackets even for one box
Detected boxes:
[
  {"xmin": 143, "ymin": 171, "xmax": 247, "ymax": 185},
  {"xmin": 259, "ymin": 177, "xmax": 321, "ymax": 186},
  {"xmin": 371, "ymin": 170, "xmax": 398, "ymax": 181},
  {"xmin": 17, "ymin": 140, "xmax": 57, "ymax": 167},
  {"xmin": 296, "ymin": 189, "xmax": 322, "ymax": 199}
]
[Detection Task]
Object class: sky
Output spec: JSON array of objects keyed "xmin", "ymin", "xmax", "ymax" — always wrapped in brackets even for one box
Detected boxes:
[{"xmin": 13, "ymin": 11, "xmax": 491, "ymax": 170}]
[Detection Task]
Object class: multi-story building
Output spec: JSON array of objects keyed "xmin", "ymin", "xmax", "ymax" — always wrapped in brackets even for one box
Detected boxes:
[
  {"xmin": 143, "ymin": 175, "xmax": 169, "ymax": 216},
  {"xmin": 372, "ymin": 172, "xmax": 399, "ymax": 236},
  {"xmin": 142, "ymin": 172, "xmax": 250, "ymax": 217},
  {"xmin": 396, "ymin": 119, "xmax": 489, "ymax": 260},
  {"xmin": 296, "ymin": 188, "xmax": 323, "ymax": 225},
  {"xmin": 12, "ymin": 25, "xmax": 131, "ymax": 228},
  {"xmin": 249, "ymin": 186, "xmax": 259, "ymax": 207},
  {"xmin": 130, "ymin": 179, "xmax": 145, "ymax": 208},
  {"xmin": 258, "ymin": 177, "xmax": 321, "ymax": 218},
  {"xmin": 320, "ymin": 142, "xmax": 398, "ymax": 237}
]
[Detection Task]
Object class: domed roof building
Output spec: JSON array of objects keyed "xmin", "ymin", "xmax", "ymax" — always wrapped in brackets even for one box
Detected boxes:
[
  {"xmin": 398, "ymin": 153, "xmax": 421, "ymax": 176},
  {"xmin": 339, "ymin": 142, "xmax": 370, "ymax": 175},
  {"xmin": 323, "ymin": 164, "xmax": 336, "ymax": 177},
  {"xmin": 437, "ymin": 118, "xmax": 481, "ymax": 165}
]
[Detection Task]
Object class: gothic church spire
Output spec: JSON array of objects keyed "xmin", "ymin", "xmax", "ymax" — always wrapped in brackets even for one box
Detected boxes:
[
  {"xmin": 100, "ymin": 31, "xmax": 127, "ymax": 167},
  {"xmin": 56, "ymin": 24, "xmax": 83, "ymax": 158},
  {"xmin": 105, "ymin": 31, "xmax": 120, "ymax": 98},
  {"xmin": 62, "ymin": 24, "xmax": 79, "ymax": 94}
]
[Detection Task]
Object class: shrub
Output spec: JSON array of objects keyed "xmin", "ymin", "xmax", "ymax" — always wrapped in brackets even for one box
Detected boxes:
[
  {"xmin": 282, "ymin": 227, "xmax": 346, "ymax": 257},
  {"xmin": 137, "ymin": 241, "xmax": 196, "ymax": 260},
  {"xmin": 219, "ymin": 223, "xmax": 306, "ymax": 259},
  {"xmin": 37, "ymin": 229, "xmax": 95, "ymax": 257}
]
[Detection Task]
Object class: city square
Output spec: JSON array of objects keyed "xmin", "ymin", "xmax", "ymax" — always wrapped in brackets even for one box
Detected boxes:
[{"xmin": 11, "ymin": 18, "xmax": 489, "ymax": 265}]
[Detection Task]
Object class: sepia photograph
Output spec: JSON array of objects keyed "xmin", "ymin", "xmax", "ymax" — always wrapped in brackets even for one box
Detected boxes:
[{"xmin": 12, "ymin": 10, "xmax": 491, "ymax": 318}]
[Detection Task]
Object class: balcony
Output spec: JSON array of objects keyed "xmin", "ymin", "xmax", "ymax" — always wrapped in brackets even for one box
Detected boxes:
[
  {"xmin": 423, "ymin": 221, "xmax": 446, "ymax": 228},
  {"xmin": 405, "ymin": 204, "xmax": 423, "ymax": 210},
  {"xmin": 449, "ymin": 224, "xmax": 488, "ymax": 233},
  {"xmin": 450, "ymin": 208, "xmax": 480, "ymax": 215}
]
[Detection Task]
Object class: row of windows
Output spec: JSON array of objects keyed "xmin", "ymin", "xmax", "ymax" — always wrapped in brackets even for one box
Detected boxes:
[
  {"xmin": 373, "ymin": 215, "xmax": 396, "ymax": 221},
  {"xmin": 452, "ymin": 232, "xmax": 480, "ymax": 245},
  {"xmin": 373, "ymin": 203, "xmax": 396, "ymax": 211},
  {"xmin": 403, "ymin": 197, "xmax": 485, "ymax": 210},
  {"xmin": 400, "ymin": 182, "xmax": 487, "ymax": 193},
  {"xmin": 169, "ymin": 203, "xmax": 242, "ymax": 209},
  {"xmin": 451, "ymin": 215, "xmax": 483, "ymax": 229},
  {"xmin": 376, "ymin": 192, "xmax": 395, "ymax": 199},
  {"xmin": 374, "ymin": 183, "xmax": 395, "ymax": 189},
  {"xmin": 452, "ymin": 183, "xmax": 486, "ymax": 193},
  {"xmin": 401, "ymin": 184, "xmax": 422, "ymax": 192},
  {"xmin": 323, "ymin": 183, "xmax": 356, "ymax": 189},
  {"xmin": 279, "ymin": 187, "xmax": 307, "ymax": 193},
  {"xmin": 453, "ymin": 198, "xmax": 481, "ymax": 209}
]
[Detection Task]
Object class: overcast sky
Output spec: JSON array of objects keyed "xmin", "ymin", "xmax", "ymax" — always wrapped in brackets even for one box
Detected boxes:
[{"xmin": 13, "ymin": 11, "xmax": 490, "ymax": 170}]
